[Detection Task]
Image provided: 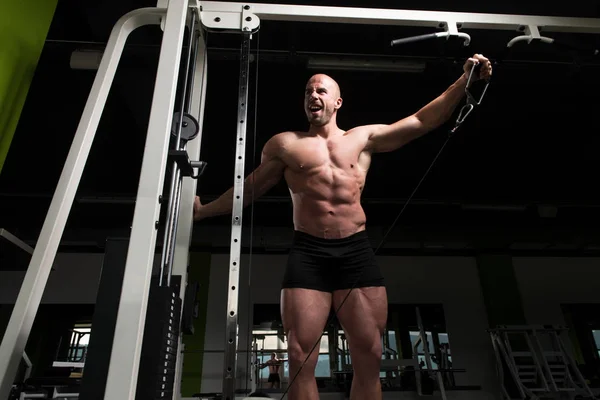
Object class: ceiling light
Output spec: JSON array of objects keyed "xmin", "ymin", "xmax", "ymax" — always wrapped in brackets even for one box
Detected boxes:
[{"xmin": 307, "ymin": 56, "xmax": 425, "ymax": 73}]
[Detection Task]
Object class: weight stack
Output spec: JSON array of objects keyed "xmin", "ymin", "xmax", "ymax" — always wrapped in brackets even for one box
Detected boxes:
[{"xmin": 136, "ymin": 284, "xmax": 182, "ymax": 400}]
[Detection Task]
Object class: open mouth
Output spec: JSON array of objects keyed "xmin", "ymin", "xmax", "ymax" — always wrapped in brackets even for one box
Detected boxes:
[{"xmin": 309, "ymin": 105, "xmax": 322, "ymax": 113}]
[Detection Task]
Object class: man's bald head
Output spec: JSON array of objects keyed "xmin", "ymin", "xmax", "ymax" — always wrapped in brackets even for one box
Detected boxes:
[
  {"xmin": 304, "ymin": 74, "xmax": 343, "ymax": 127},
  {"xmin": 306, "ymin": 74, "xmax": 341, "ymax": 99}
]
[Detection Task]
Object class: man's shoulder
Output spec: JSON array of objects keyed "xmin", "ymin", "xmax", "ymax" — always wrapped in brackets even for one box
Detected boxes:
[
  {"xmin": 271, "ymin": 130, "xmax": 307, "ymax": 142},
  {"xmin": 346, "ymin": 124, "xmax": 379, "ymax": 137},
  {"xmin": 265, "ymin": 131, "xmax": 306, "ymax": 151}
]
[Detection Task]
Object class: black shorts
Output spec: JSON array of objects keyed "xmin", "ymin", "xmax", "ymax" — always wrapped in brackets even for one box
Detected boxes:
[
  {"xmin": 268, "ymin": 372, "xmax": 280, "ymax": 383},
  {"xmin": 281, "ymin": 230, "xmax": 385, "ymax": 292}
]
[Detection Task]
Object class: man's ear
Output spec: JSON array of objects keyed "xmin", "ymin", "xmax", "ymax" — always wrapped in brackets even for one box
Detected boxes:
[{"xmin": 335, "ymin": 97, "xmax": 343, "ymax": 110}]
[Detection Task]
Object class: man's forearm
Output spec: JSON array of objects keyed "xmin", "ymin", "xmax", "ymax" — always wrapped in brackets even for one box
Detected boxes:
[
  {"xmin": 194, "ymin": 181, "xmax": 259, "ymax": 221},
  {"xmin": 194, "ymin": 188, "xmax": 235, "ymax": 220},
  {"xmin": 415, "ymin": 74, "xmax": 468, "ymax": 131}
]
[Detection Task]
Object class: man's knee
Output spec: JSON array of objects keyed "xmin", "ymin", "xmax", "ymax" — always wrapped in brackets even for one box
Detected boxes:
[
  {"xmin": 350, "ymin": 334, "xmax": 383, "ymax": 368},
  {"xmin": 287, "ymin": 336, "xmax": 319, "ymax": 369},
  {"xmin": 351, "ymin": 341, "xmax": 382, "ymax": 385},
  {"xmin": 360, "ymin": 340, "xmax": 383, "ymax": 362}
]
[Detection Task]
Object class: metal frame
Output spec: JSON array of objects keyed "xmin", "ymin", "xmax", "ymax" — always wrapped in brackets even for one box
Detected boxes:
[
  {"xmin": 0, "ymin": 229, "xmax": 34, "ymax": 255},
  {"xmin": 1, "ymin": 1, "xmax": 600, "ymax": 400},
  {"xmin": 171, "ymin": 21, "xmax": 209, "ymax": 399},
  {"xmin": 104, "ymin": 0, "xmax": 189, "ymax": 398},
  {"xmin": 414, "ymin": 307, "xmax": 447, "ymax": 400},
  {"xmin": 489, "ymin": 326, "xmax": 597, "ymax": 400},
  {"xmin": 22, "ymin": 352, "xmax": 32, "ymax": 382},
  {"xmin": 200, "ymin": 1, "xmax": 600, "ymax": 33},
  {"xmin": 221, "ymin": 31, "xmax": 252, "ymax": 400}
]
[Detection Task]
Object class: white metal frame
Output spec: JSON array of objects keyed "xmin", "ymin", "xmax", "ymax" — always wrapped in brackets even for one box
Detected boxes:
[
  {"xmin": 0, "ymin": 229, "xmax": 34, "ymax": 255},
  {"xmin": 104, "ymin": 0, "xmax": 190, "ymax": 398},
  {"xmin": 1, "ymin": 1, "xmax": 599, "ymax": 400},
  {"xmin": 171, "ymin": 24, "xmax": 209, "ymax": 399},
  {"xmin": 200, "ymin": 1, "xmax": 600, "ymax": 33}
]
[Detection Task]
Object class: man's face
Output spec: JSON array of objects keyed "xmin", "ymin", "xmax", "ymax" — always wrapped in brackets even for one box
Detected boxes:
[{"xmin": 304, "ymin": 74, "xmax": 342, "ymax": 126}]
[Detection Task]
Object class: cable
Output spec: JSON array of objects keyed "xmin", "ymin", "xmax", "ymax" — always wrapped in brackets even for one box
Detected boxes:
[
  {"xmin": 245, "ymin": 30, "xmax": 260, "ymax": 395},
  {"xmin": 279, "ymin": 68, "xmax": 490, "ymax": 400}
]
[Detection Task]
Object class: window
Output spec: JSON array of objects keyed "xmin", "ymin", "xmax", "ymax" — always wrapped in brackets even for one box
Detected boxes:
[
  {"xmin": 381, "ymin": 329, "xmax": 399, "ymax": 378},
  {"xmin": 252, "ymin": 303, "xmax": 451, "ymax": 389},
  {"xmin": 66, "ymin": 325, "xmax": 91, "ymax": 363},
  {"xmin": 387, "ymin": 330, "xmax": 398, "ymax": 353},
  {"xmin": 409, "ymin": 331, "xmax": 451, "ymax": 370},
  {"xmin": 592, "ymin": 330, "xmax": 600, "ymax": 358},
  {"xmin": 252, "ymin": 329, "xmax": 331, "ymax": 379},
  {"xmin": 54, "ymin": 322, "xmax": 92, "ymax": 370}
]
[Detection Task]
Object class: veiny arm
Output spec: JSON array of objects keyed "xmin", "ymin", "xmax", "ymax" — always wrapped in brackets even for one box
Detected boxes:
[
  {"xmin": 193, "ymin": 136, "xmax": 285, "ymax": 221},
  {"xmin": 366, "ymin": 54, "xmax": 491, "ymax": 153}
]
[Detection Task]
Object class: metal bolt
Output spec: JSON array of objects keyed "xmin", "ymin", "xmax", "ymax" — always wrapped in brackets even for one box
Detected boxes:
[{"xmin": 214, "ymin": 17, "xmax": 221, "ymax": 22}]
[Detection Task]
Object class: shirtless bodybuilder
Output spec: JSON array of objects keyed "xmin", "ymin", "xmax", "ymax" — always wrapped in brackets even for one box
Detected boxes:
[
  {"xmin": 194, "ymin": 54, "xmax": 492, "ymax": 400},
  {"xmin": 259, "ymin": 352, "xmax": 288, "ymax": 389}
]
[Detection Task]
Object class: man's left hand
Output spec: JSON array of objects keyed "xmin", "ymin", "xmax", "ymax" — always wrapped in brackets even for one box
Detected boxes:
[{"xmin": 463, "ymin": 54, "xmax": 492, "ymax": 81}]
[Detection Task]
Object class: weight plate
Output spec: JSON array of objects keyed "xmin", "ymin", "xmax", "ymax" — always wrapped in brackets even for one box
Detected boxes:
[{"xmin": 171, "ymin": 112, "xmax": 199, "ymax": 141}]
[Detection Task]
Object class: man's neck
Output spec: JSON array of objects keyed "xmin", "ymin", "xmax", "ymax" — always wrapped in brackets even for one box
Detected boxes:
[{"xmin": 308, "ymin": 121, "xmax": 340, "ymax": 138}]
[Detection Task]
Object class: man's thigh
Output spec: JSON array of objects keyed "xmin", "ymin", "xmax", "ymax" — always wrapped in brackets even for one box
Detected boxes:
[
  {"xmin": 333, "ymin": 287, "xmax": 388, "ymax": 349},
  {"xmin": 281, "ymin": 288, "xmax": 332, "ymax": 350}
]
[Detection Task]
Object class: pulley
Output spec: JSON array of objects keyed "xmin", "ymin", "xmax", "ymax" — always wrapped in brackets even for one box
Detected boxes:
[{"xmin": 171, "ymin": 111, "xmax": 200, "ymax": 141}]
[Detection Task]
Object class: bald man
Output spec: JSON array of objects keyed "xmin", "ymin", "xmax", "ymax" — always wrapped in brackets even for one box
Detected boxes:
[{"xmin": 194, "ymin": 54, "xmax": 492, "ymax": 400}]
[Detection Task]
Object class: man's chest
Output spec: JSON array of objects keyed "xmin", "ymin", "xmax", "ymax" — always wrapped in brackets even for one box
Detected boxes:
[{"xmin": 281, "ymin": 134, "xmax": 367, "ymax": 172}]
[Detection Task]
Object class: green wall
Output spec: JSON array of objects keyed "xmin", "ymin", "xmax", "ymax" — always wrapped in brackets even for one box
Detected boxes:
[
  {"xmin": 0, "ymin": 0, "xmax": 58, "ymax": 174},
  {"xmin": 181, "ymin": 252, "xmax": 212, "ymax": 396}
]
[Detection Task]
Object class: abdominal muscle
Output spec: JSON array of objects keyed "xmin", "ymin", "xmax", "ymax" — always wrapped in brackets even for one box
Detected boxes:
[{"xmin": 285, "ymin": 164, "xmax": 367, "ymax": 239}]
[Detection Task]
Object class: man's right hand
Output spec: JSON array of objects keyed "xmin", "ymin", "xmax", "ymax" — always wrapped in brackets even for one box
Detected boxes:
[{"xmin": 193, "ymin": 196, "xmax": 203, "ymax": 221}]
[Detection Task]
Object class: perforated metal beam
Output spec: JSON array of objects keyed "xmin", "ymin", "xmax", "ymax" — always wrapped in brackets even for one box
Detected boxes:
[{"xmin": 200, "ymin": 1, "xmax": 600, "ymax": 35}]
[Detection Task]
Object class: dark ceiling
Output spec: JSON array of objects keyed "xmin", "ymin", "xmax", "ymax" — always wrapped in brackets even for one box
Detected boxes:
[{"xmin": 1, "ymin": 0, "xmax": 600, "ymax": 259}]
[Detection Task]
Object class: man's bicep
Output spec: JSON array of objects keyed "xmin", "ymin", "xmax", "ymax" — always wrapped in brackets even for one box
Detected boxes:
[
  {"xmin": 367, "ymin": 115, "xmax": 425, "ymax": 153},
  {"xmin": 249, "ymin": 148, "xmax": 285, "ymax": 196},
  {"xmin": 257, "ymin": 156, "xmax": 285, "ymax": 185}
]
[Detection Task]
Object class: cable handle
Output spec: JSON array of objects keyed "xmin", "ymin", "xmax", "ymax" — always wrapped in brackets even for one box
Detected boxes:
[{"xmin": 391, "ymin": 31, "xmax": 471, "ymax": 47}]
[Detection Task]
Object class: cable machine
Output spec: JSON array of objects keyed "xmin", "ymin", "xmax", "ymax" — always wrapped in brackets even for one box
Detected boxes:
[{"xmin": 1, "ymin": 1, "xmax": 599, "ymax": 400}]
